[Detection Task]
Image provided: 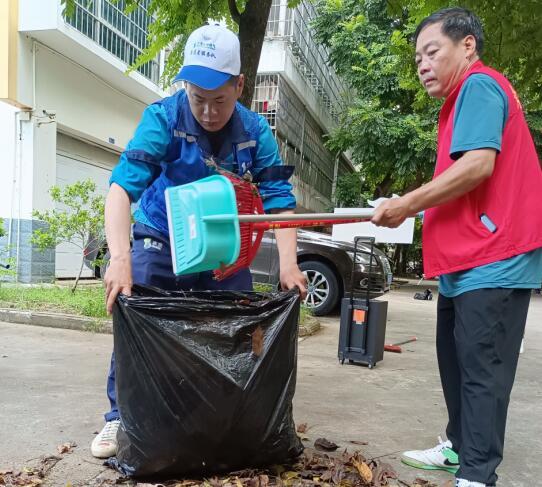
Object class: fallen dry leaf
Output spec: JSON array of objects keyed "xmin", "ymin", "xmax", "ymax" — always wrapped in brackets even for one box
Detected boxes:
[
  {"xmin": 1, "ymin": 473, "xmax": 42, "ymax": 487},
  {"xmin": 370, "ymin": 460, "xmax": 397, "ymax": 487},
  {"xmin": 353, "ymin": 459, "xmax": 373, "ymax": 484},
  {"xmin": 280, "ymin": 471, "xmax": 299, "ymax": 481},
  {"xmin": 251, "ymin": 327, "xmax": 264, "ymax": 357},
  {"xmin": 314, "ymin": 437, "xmax": 338, "ymax": 452},
  {"xmin": 296, "ymin": 423, "xmax": 308, "ymax": 434},
  {"xmin": 0, "ymin": 446, "xmax": 433, "ymax": 487},
  {"xmin": 56, "ymin": 442, "xmax": 77, "ymax": 455}
]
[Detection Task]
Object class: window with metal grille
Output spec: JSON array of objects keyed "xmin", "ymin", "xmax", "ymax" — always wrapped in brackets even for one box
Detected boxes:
[
  {"xmin": 264, "ymin": 0, "xmax": 348, "ymax": 124},
  {"xmin": 252, "ymin": 74, "xmax": 337, "ymax": 200}
]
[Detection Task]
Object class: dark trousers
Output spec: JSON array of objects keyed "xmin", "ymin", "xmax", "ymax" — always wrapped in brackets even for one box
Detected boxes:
[
  {"xmin": 104, "ymin": 223, "xmax": 253, "ymax": 422},
  {"xmin": 437, "ymin": 288, "xmax": 531, "ymax": 486}
]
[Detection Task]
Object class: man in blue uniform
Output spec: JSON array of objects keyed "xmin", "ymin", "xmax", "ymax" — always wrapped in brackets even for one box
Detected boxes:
[{"xmin": 91, "ymin": 24, "xmax": 307, "ymax": 458}]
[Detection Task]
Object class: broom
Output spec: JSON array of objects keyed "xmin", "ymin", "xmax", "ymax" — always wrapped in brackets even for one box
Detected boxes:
[{"xmin": 213, "ymin": 171, "xmax": 374, "ymax": 280}]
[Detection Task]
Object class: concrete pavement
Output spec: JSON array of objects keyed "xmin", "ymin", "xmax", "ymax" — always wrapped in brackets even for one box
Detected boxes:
[{"xmin": 1, "ymin": 287, "xmax": 540, "ymax": 486}]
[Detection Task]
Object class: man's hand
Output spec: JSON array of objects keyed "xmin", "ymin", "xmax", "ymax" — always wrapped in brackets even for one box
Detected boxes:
[
  {"xmin": 371, "ymin": 197, "xmax": 413, "ymax": 228},
  {"xmin": 279, "ymin": 263, "xmax": 308, "ymax": 299},
  {"xmin": 104, "ymin": 184, "xmax": 133, "ymax": 314},
  {"xmin": 272, "ymin": 209, "xmax": 307, "ymax": 299},
  {"xmin": 371, "ymin": 149, "xmax": 497, "ymax": 229},
  {"xmin": 104, "ymin": 253, "xmax": 132, "ymax": 314}
]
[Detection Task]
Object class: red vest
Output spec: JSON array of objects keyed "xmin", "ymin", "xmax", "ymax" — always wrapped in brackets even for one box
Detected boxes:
[{"xmin": 422, "ymin": 61, "xmax": 542, "ymax": 278}]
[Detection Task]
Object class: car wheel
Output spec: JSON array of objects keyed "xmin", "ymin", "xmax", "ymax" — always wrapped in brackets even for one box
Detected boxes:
[{"xmin": 299, "ymin": 260, "xmax": 339, "ymax": 316}]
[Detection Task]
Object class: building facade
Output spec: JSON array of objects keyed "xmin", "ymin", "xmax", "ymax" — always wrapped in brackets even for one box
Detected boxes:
[
  {"xmin": 252, "ymin": 0, "xmax": 354, "ymax": 212},
  {"xmin": 0, "ymin": 0, "xmax": 165, "ymax": 282},
  {"xmin": 0, "ymin": 0, "xmax": 352, "ymax": 282}
]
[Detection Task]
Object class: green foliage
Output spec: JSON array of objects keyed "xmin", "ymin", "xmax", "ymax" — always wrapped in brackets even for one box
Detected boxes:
[
  {"xmin": 0, "ymin": 284, "xmax": 107, "ymax": 318},
  {"xmin": 526, "ymin": 111, "xmax": 542, "ymax": 159},
  {"xmin": 313, "ymin": 0, "xmax": 438, "ymax": 199},
  {"xmin": 314, "ymin": 0, "xmax": 542, "ymax": 273},
  {"xmin": 0, "ymin": 251, "xmax": 16, "ymax": 283},
  {"xmin": 123, "ymin": 0, "xmax": 238, "ymax": 86},
  {"xmin": 391, "ymin": 0, "xmax": 542, "ymax": 160},
  {"xmin": 252, "ymin": 282, "xmax": 312, "ymax": 327},
  {"xmin": 335, "ymin": 173, "xmax": 366, "ymax": 207},
  {"xmin": 391, "ymin": 0, "xmax": 542, "ymax": 104},
  {"xmin": 313, "ymin": 0, "xmax": 542, "ymax": 204},
  {"xmin": 32, "ymin": 180, "xmax": 105, "ymax": 293},
  {"xmin": 299, "ymin": 303, "xmax": 313, "ymax": 324}
]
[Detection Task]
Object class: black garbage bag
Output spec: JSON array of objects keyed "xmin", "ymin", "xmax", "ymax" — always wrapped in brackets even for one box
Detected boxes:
[{"xmin": 108, "ymin": 285, "xmax": 303, "ymax": 478}]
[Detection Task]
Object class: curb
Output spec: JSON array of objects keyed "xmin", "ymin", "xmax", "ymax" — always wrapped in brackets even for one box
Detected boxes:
[
  {"xmin": 0, "ymin": 308, "xmax": 112, "ymax": 334},
  {"xmin": 0, "ymin": 308, "xmax": 320, "ymax": 337},
  {"xmin": 299, "ymin": 316, "xmax": 321, "ymax": 337}
]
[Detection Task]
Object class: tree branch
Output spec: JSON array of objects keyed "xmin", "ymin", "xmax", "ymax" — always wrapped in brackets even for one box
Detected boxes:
[
  {"xmin": 228, "ymin": 0, "xmax": 241, "ymax": 24},
  {"xmin": 204, "ymin": 0, "xmax": 224, "ymax": 21}
]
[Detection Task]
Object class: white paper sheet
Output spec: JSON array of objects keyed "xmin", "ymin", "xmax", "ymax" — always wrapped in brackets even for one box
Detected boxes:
[{"xmin": 331, "ymin": 201, "xmax": 415, "ymax": 244}]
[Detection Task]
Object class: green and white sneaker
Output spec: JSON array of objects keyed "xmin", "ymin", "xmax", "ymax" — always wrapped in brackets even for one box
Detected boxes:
[{"xmin": 401, "ymin": 436, "xmax": 459, "ymax": 474}]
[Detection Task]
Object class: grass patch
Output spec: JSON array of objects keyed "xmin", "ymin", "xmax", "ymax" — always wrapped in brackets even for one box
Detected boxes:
[
  {"xmin": 0, "ymin": 284, "xmax": 107, "ymax": 318},
  {"xmin": 299, "ymin": 303, "xmax": 312, "ymax": 323},
  {"xmin": 253, "ymin": 283, "xmax": 313, "ymax": 327},
  {"xmin": 0, "ymin": 282, "xmax": 315, "ymax": 327},
  {"xmin": 253, "ymin": 282, "xmax": 274, "ymax": 292}
]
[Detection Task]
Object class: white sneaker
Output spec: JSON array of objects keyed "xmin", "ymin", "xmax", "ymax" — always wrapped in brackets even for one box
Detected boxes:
[
  {"xmin": 456, "ymin": 479, "xmax": 486, "ymax": 487},
  {"xmin": 91, "ymin": 419, "xmax": 120, "ymax": 458},
  {"xmin": 401, "ymin": 436, "xmax": 459, "ymax": 474}
]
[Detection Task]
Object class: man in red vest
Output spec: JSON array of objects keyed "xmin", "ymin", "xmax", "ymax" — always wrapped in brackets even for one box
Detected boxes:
[{"xmin": 372, "ymin": 7, "xmax": 542, "ymax": 487}]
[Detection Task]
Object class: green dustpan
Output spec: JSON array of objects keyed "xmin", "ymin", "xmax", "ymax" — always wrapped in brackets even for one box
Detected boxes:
[
  {"xmin": 166, "ymin": 174, "xmax": 376, "ymax": 277},
  {"xmin": 165, "ymin": 175, "xmax": 241, "ymax": 275}
]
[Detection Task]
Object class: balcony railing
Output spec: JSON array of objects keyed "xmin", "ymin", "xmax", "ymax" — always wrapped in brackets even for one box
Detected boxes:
[
  {"xmin": 265, "ymin": 0, "xmax": 347, "ymax": 122},
  {"xmin": 65, "ymin": 0, "xmax": 160, "ymax": 84},
  {"xmin": 252, "ymin": 74, "xmax": 336, "ymax": 200}
]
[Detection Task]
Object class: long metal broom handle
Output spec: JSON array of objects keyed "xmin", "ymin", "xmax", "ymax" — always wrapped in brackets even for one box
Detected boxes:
[{"xmin": 237, "ymin": 209, "xmax": 375, "ymax": 223}]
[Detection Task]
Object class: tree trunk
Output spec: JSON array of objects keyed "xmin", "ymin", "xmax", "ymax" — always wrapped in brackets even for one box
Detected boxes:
[
  {"xmin": 373, "ymin": 172, "xmax": 395, "ymax": 198},
  {"xmin": 235, "ymin": 0, "xmax": 273, "ymax": 108},
  {"xmin": 394, "ymin": 244, "xmax": 408, "ymax": 276},
  {"xmin": 402, "ymin": 170, "xmax": 425, "ymax": 194},
  {"xmin": 72, "ymin": 256, "xmax": 85, "ymax": 294}
]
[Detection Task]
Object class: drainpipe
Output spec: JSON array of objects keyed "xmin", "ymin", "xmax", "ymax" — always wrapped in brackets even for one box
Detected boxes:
[
  {"xmin": 10, "ymin": 111, "xmax": 25, "ymax": 282},
  {"xmin": 7, "ymin": 110, "xmax": 18, "ymax": 256}
]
